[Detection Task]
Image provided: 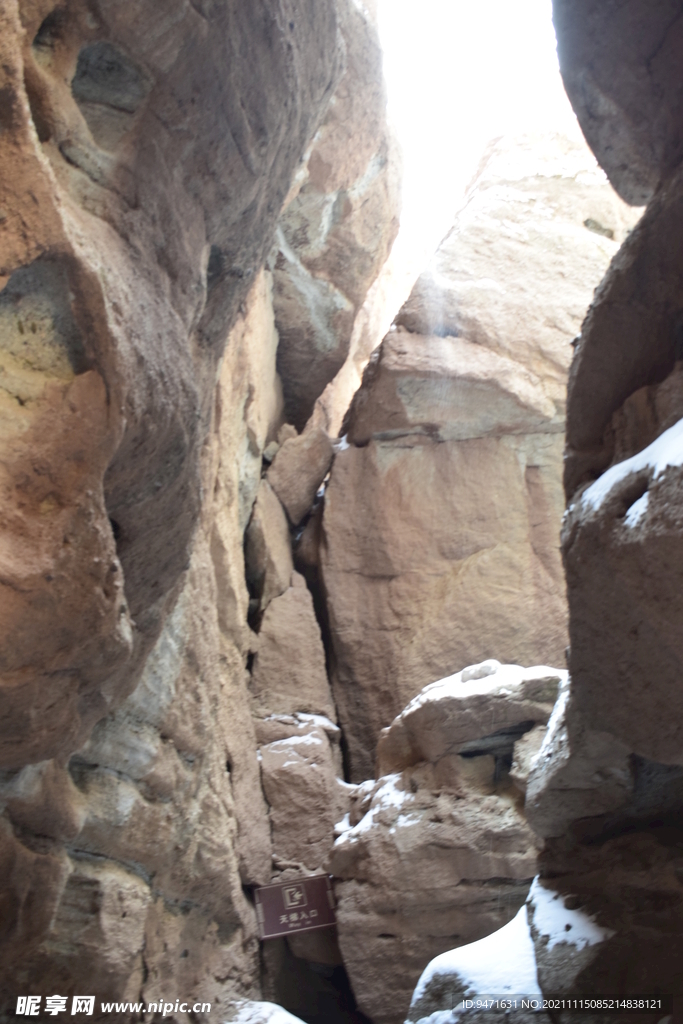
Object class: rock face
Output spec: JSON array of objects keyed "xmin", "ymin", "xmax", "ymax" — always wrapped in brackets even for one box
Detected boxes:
[
  {"xmin": 0, "ymin": 0, "xmax": 339, "ymax": 769},
  {"xmin": 329, "ymin": 662, "xmax": 558, "ymax": 1024},
  {"xmin": 322, "ymin": 133, "xmax": 637, "ymax": 780},
  {"xmin": 0, "ymin": 0, "xmax": 349, "ymax": 983},
  {"xmin": 553, "ymin": 0, "xmax": 683, "ymax": 206},
  {"xmin": 0, "ymin": 273, "xmax": 288, "ymax": 1013},
  {"xmin": 405, "ymin": 854, "xmax": 683, "ymax": 1024},
  {"xmin": 269, "ymin": 0, "xmax": 400, "ymax": 429}
]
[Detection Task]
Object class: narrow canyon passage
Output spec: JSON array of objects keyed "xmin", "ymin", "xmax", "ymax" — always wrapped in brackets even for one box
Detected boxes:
[{"xmin": 1, "ymin": 2, "xmax": 683, "ymax": 1024}]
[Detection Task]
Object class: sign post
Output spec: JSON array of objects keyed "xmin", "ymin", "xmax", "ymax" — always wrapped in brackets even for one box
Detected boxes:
[{"xmin": 254, "ymin": 875, "xmax": 336, "ymax": 940}]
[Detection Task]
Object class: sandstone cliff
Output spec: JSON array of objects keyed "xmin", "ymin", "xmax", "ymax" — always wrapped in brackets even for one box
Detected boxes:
[
  {"xmin": 321, "ymin": 132, "xmax": 638, "ymax": 781},
  {"xmin": 402, "ymin": 2, "xmax": 683, "ymax": 1018},
  {"xmin": 0, "ymin": 0, "xmax": 347, "ymax": 1014}
]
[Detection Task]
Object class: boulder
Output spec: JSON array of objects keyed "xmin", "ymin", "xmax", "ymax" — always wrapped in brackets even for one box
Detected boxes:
[
  {"xmin": 377, "ymin": 662, "xmax": 562, "ymax": 776},
  {"xmin": 267, "ymin": 427, "xmax": 334, "ymax": 526},
  {"xmin": 329, "ymin": 767, "xmax": 540, "ymax": 1024},
  {"xmin": 250, "ymin": 572, "xmax": 336, "ymax": 721},
  {"xmin": 260, "ymin": 722, "xmax": 347, "ymax": 873},
  {"xmin": 245, "ymin": 480, "xmax": 294, "ymax": 614}
]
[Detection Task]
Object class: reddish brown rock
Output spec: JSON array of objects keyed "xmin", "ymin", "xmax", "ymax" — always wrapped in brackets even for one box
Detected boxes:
[
  {"xmin": 0, "ymin": 0, "xmax": 340, "ymax": 770},
  {"xmin": 270, "ymin": 0, "xmax": 400, "ymax": 429},
  {"xmin": 267, "ymin": 426, "xmax": 334, "ymax": 526},
  {"xmin": 250, "ymin": 572, "xmax": 336, "ymax": 721}
]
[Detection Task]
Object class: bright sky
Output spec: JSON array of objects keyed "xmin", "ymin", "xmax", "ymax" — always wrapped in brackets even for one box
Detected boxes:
[{"xmin": 375, "ymin": 0, "xmax": 581, "ymax": 253}]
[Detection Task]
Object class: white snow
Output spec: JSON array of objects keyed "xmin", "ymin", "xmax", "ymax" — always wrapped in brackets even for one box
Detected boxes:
[
  {"xmin": 333, "ymin": 774, "xmax": 408, "ymax": 845},
  {"xmin": 230, "ymin": 999, "xmax": 306, "ymax": 1023},
  {"xmin": 390, "ymin": 810, "xmax": 423, "ymax": 833},
  {"xmin": 528, "ymin": 877, "xmax": 615, "ymax": 950},
  {"xmin": 535, "ymin": 676, "xmax": 569, "ymax": 763},
  {"xmin": 581, "ymin": 415, "xmax": 683, "ymax": 513},
  {"xmin": 624, "ymin": 490, "xmax": 649, "ymax": 528},
  {"xmin": 404, "ymin": 663, "xmax": 565, "ymax": 714},
  {"xmin": 411, "ymin": 903, "xmax": 541, "ymax": 1009},
  {"xmin": 267, "ymin": 734, "xmax": 324, "ymax": 750},
  {"xmin": 461, "ymin": 659, "xmax": 501, "ymax": 682},
  {"xmin": 334, "ymin": 813, "xmax": 351, "ymax": 837},
  {"xmin": 293, "ymin": 712, "xmax": 340, "ymax": 735}
]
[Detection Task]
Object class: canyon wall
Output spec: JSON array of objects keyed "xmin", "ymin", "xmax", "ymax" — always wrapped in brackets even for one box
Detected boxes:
[
  {"xmin": 404, "ymin": 2, "xmax": 683, "ymax": 1018},
  {"xmin": 321, "ymin": 133, "xmax": 637, "ymax": 781},
  {"xmin": 4, "ymin": 0, "xmax": 682, "ymax": 1019},
  {"xmin": 0, "ymin": 0, "xmax": 345, "ymax": 1014}
]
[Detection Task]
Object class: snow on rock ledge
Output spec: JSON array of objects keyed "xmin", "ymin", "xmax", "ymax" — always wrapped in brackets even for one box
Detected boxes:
[
  {"xmin": 326, "ymin": 662, "xmax": 564, "ymax": 1024},
  {"xmin": 405, "ymin": 877, "xmax": 616, "ymax": 1023},
  {"xmin": 377, "ymin": 661, "xmax": 564, "ymax": 776}
]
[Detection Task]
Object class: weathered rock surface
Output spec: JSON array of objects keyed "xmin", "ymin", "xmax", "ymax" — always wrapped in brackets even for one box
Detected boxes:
[
  {"xmin": 249, "ymin": 572, "xmax": 335, "ymax": 721},
  {"xmin": 260, "ymin": 720, "xmax": 347, "ymax": 873},
  {"xmin": 0, "ymin": 273, "xmax": 288, "ymax": 1011},
  {"xmin": 553, "ymin": 0, "xmax": 683, "ymax": 206},
  {"xmin": 323, "ymin": 663, "xmax": 561, "ymax": 1024},
  {"xmin": 269, "ymin": 0, "xmax": 400, "ymax": 429},
  {"xmin": 322, "ymin": 133, "xmax": 637, "ymax": 780},
  {"xmin": 322, "ymin": 432, "xmax": 568, "ymax": 781},
  {"xmin": 330, "ymin": 767, "xmax": 540, "ymax": 1024},
  {"xmin": 377, "ymin": 661, "xmax": 562, "ymax": 776},
  {"xmin": 267, "ymin": 426, "xmax": 334, "ymax": 526},
  {"xmin": 393, "ymin": 133, "xmax": 638, "ymax": 421},
  {"xmin": 0, "ymin": 0, "xmax": 340, "ymax": 770}
]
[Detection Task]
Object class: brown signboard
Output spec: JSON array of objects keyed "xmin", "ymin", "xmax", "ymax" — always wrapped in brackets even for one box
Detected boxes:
[{"xmin": 254, "ymin": 875, "xmax": 336, "ymax": 940}]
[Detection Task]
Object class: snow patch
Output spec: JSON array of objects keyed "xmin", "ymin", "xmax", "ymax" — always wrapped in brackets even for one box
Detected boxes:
[
  {"xmin": 411, "ymin": 903, "xmax": 541, "ymax": 1009},
  {"xmin": 529, "ymin": 877, "xmax": 615, "ymax": 951},
  {"xmin": 230, "ymin": 999, "xmax": 306, "ymax": 1024},
  {"xmin": 334, "ymin": 812, "xmax": 351, "ymax": 837},
  {"xmin": 406, "ymin": 663, "xmax": 564, "ymax": 713},
  {"xmin": 624, "ymin": 490, "xmax": 649, "ymax": 527},
  {"xmin": 461, "ymin": 659, "xmax": 501, "ymax": 682},
  {"xmin": 268, "ymin": 734, "xmax": 324, "ymax": 750},
  {"xmin": 581, "ymin": 416, "xmax": 683, "ymax": 513},
  {"xmin": 333, "ymin": 774, "xmax": 408, "ymax": 845}
]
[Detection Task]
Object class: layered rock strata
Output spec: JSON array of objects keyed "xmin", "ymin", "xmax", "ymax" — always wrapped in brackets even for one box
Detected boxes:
[
  {"xmin": 321, "ymin": 132, "xmax": 638, "ymax": 780},
  {"xmin": 0, "ymin": 0, "xmax": 340, "ymax": 772},
  {"xmin": 0, "ymin": 0, "xmax": 351, "ymax": 1006}
]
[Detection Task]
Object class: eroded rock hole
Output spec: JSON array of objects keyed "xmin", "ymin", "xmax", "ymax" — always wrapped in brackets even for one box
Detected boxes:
[
  {"xmin": 0, "ymin": 259, "xmax": 88, "ymax": 411},
  {"xmin": 71, "ymin": 41, "xmax": 152, "ymax": 150},
  {"xmin": 72, "ymin": 42, "xmax": 150, "ymax": 113}
]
